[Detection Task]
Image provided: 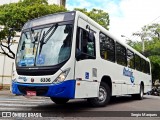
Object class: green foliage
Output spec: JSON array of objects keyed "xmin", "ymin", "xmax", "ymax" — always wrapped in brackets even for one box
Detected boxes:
[
  {"xmin": 0, "ymin": 0, "xmax": 66, "ymax": 30},
  {"xmin": 0, "ymin": 0, "xmax": 66, "ymax": 58},
  {"xmin": 74, "ymin": 8, "xmax": 110, "ymax": 30},
  {"xmin": 128, "ymin": 23, "xmax": 160, "ymax": 82},
  {"xmin": 0, "ymin": 0, "xmax": 110, "ymax": 59}
]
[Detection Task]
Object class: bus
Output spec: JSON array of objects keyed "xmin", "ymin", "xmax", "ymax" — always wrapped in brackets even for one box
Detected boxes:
[{"xmin": 12, "ymin": 11, "xmax": 152, "ymax": 107}]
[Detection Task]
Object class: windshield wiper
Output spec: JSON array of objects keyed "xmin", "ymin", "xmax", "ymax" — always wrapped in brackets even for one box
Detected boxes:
[{"xmin": 39, "ymin": 23, "xmax": 58, "ymax": 55}]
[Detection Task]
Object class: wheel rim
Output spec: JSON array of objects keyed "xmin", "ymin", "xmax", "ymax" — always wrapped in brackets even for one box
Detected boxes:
[{"xmin": 98, "ymin": 86, "xmax": 107, "ymax": 103}]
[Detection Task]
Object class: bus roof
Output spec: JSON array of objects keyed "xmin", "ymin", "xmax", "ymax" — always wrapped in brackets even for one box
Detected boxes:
[{"xmin": 22, "ymin": 11, "xmax": 76, "ymax": 30}]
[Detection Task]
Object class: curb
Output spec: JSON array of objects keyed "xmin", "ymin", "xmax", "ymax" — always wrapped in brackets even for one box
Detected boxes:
[
  {"xmin": 0, "ymin": 89, "xmax": 12, "ymax": 95},
  {"xmin": 0, "ymin": 90, "xmax": 49, "ymax": 99}
]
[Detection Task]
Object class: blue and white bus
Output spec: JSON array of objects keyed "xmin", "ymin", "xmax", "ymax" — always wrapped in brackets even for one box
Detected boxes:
[{"xmin": 12, "ymin": 11, "xmax": 152, "ymax": 107}]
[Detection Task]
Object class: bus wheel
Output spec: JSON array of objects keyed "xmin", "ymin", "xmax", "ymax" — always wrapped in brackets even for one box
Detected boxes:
[
  {"xmin": 87, "ymin": 82, "xmax": 111, "ymax": 107},
  {"xmin": 132, "ymin": 84, "xmax": 144, "ymax": 100},
  {"xmin": 50, "ymin": 97, "xmax": 69, "ymax": 104}
]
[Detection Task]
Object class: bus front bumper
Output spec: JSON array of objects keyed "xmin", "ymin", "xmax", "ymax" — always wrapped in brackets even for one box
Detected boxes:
[{"xmin": 12, "ymin": 80, "xmax": 76, "ymax": 99}]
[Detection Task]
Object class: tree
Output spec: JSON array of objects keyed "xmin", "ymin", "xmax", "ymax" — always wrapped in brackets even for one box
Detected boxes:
[
  {"xmin": 128, "ymin": 23, "xmax": 160, "ymax": 82},
  {"xmin": 0, "ymin": 1, "xmax": 110, "ymax": 59},
  {"xmin": 74, "ymin": 8, "xmax": 110, "ymax": 30},
  {"xmin": 0, "ymin": 0, "xmax": 66, "ymax": 59}
]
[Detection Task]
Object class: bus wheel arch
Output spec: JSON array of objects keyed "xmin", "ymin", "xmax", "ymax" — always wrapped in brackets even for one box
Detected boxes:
[
  {"xmin": 101, "ymin": 76, "xmax": 112, "ymax": 95},
  {"xmin": 87, "ymin": 76, "xmax": 112, "ymax": 107}
]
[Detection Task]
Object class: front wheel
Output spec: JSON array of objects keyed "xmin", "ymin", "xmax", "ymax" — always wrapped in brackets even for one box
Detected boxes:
[
  {"xmin": 50, "ymin": 97, "xmax": 69, "ymax": 104},
  {"xmin": 87, "ymin": 82, "xmax": 111, "ymax": 107}
]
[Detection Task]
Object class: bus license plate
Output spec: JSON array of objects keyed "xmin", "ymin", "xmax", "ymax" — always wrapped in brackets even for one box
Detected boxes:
[{"xmin": 27, "ymin": 91, "xmax": 37, "ymax": 96}]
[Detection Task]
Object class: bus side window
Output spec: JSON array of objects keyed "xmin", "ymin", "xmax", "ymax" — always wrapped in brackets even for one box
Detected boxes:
[
  {"xmin": 116, "ymin": 42, "xmax": 127, "ymax": 66},
  {"xmin": 127, "ymin": 49, "xmax": 135, "ymax": 69},
  {"xmin": 135, "ymin": 54, "xmax": 141, "ymax": 71},
  {"xmin": 141, "ymin": 58, "xmax": 146, "ymax": 73},
  {"xmin": 146, "ymin": 61, "xmax": 150, "ymax": 75},
  {"xmin": 76, "ymin": 27, "xmax": 96, "ymax": 59},
  {"xmin": 100, "ymin": 32, "xmax": 115, "ymax": 62}
]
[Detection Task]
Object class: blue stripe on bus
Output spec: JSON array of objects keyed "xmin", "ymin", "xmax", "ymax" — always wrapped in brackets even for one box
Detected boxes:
[{"xmin": 12, "ymin": 80, "xmax": 76, "ymax": 99}]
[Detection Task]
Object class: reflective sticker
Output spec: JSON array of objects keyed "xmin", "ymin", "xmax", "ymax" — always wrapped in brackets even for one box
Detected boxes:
[
  {"xmin": 26, "ymin": 58, "xmax": 34, "ymax": 65},
  {"xmin": 18, "ymin": 59, "xmax": 26, "ymax": 66},
  {"xmin": 18, "ymin": 58, "xmax": 34, "ymax": 66},
  {"xmin": 37, "ymin": 55, "xmax": 45, "ymax": 65},
  {"xmin": 85, "ymin": 72, "xmax": 89, "ymax": 79}
]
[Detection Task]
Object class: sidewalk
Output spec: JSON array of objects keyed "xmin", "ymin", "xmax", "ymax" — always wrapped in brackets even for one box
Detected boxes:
[
  {"xmin": 0, "ymin": 89, "xmax": 49, "ymax": 100},
  {"xmin": 0, "ymin": 89, "xmax": 13, "ymax": 96}
]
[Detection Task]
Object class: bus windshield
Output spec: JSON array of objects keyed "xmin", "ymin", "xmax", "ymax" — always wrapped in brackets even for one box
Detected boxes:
[{"xmin": 16, "ymin": 24, "xmax": 73, "ymax": 67}]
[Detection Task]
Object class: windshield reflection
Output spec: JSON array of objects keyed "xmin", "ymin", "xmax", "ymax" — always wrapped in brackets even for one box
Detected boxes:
[{"xmin": 16, "ymin": 24, "xmax": 73, "ymax": 67}]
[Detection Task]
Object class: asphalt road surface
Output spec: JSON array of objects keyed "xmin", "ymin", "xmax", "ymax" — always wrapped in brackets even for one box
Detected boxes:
[{"xmin": 0, "ymin": 94, "xmax": 160, "ymax": 120}]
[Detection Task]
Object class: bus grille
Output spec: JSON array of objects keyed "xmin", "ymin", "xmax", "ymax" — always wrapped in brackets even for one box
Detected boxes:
[{"xmin": 18, "ymin": 85, "xmax": 49, "ymax": 96}]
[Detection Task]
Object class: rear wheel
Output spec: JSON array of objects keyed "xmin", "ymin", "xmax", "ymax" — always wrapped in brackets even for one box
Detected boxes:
[
  {"xmin": 50, "ymin": 97, "xmax": 69, "ymax": 104},
  {"xmin": 132, "ymin": 84, "xmax": 144, "ymax": 100},
  {"xmin": 87, "ymin": 82, "xmax": 111, "ymax": 107}
]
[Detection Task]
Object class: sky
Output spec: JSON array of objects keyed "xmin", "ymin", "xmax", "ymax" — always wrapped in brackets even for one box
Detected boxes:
[
  {"xmin": 66, "ymin": 0, "xmax": 160, "ymax": 41},
  {"xmin": 0, "ymin": 0, "xmax": 160, "ymax": 42}
]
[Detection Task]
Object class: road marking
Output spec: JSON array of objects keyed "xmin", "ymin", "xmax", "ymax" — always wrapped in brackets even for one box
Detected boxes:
[
  {"xmin": 0, "ymin": 97, "xmax": 52, "ymax": 108},
  {"xmin": 0, "ymin": 100, "xmax": 43, "ymax": 104},
  {"xmin": 0, "ymin": 103, "xmax": 37, "ymax": 107},
  {"xmin": 0, "ymin": 98, "xmax": 46, "ymax": 102},
  {"xmin": 0, "ymin": 107, "xmax": 27, "ymax": 111}
]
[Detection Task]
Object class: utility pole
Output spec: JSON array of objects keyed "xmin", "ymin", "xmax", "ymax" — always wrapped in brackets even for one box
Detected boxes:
[
  {"xmin": 133, "ymin": 26, "xmax": 148, "ymax": 53},
  {"xmin": 133, "ymin": 31, "xmax": 147, "ymax": 54}
]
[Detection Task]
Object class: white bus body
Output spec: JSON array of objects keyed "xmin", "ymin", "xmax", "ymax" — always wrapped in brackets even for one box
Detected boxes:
[{"xmin": 12, "ymin": 11, "xmax": 152, "ymax": 106}]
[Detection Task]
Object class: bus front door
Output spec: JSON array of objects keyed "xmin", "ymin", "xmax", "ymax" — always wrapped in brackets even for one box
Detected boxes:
[{"xmin": 74, "ymin": 17, "xmax": 99, "ymax": 98}]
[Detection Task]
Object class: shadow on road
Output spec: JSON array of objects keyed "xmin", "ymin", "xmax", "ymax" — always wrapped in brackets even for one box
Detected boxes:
[
  {"xmin": 32, "ymin": 95, "xmax": 148, "ymax": 111},
  {"xmin": 109, "ymin": 96, "xmax": 138, "ymax": 105},
  {"xmin": 29, "ymin": 96, "xmax": 151, "ymax": 117}
]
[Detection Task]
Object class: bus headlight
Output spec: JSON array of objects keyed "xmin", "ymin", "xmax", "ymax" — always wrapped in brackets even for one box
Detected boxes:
[{"xmin": 54, "ymin": 68, "xmax": 70, "ymax": 83}]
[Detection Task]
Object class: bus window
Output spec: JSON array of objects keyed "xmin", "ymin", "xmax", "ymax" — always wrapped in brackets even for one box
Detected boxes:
[
  {"xmin": 141, "ymin": 58, "xmax": 146, "ymax": 73},
  {"xmin": 146, "ymin": 61, "xmax": 150, "ymax": 74},
  {"xmin": 76, "ymin": 27, "xmax": 96, "ymax": 59},
  {"xmin": 100, "ymin": 33, "xmax": 115, "ymax": 62},
  {"xmin": 127, "ymin": 49, "xmax": 135, "ymax": 69},
  {"xmin": 135, "ymin": 54, "xmax": 141, "ymax": 71},
  {"xmin": 116, "ymin": 42, "xmax": 127, "ymax": 66}
]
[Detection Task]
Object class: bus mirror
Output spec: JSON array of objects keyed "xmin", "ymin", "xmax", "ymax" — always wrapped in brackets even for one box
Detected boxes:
[
  {"xmin": 86, "ymin": 25, "xmax": 95, "ymax": 42},
  {"xmin": 89, "ymin": 32, "xmax": 94, "ymax": 42},
  {"xmin": 76, "ymin": 49, "xmax": 82, "ymax": 61},
  {"xmin": 64, "ymin": 25, "xmax": 71, "ymax": 33}
]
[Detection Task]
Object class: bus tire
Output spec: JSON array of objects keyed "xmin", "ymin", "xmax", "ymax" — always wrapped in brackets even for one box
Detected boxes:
[
  {"xmin": 87, "ymin": 82, "xmax": 111, "ymax": 107},
  {"xmin": 132, "ymin": 84, "xmax": 144, "ymax": 100},
  {"xmin": 50, "ymin": 97, "xmax": 69, "ymax": 104}
]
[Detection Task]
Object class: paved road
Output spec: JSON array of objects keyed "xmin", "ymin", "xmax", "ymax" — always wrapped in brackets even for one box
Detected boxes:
[{"xmin": 0, "ymin": 93, "xmax": 160, "ymax": 120}]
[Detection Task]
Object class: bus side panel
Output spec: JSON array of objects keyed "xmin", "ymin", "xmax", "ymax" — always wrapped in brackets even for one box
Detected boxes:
[
  {"xmin": 96, "ymin": 59, "xmax": 128, "ymax": 96},
  {"xmin": 74, "ymin": 80, "xmax": 99, "ymax": 98}
]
